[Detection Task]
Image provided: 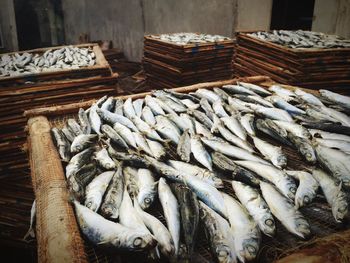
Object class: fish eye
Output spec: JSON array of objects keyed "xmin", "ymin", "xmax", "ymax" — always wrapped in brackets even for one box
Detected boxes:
[
  {"xmin": 144, "ymin": 198, "xmax": 151, "ymax": 204},
  {"xmin": 218, "ymin": 250, "xmax": 229, "ymax": 257},
  {"xmin": 338, "ymin": 206, "xmax": 347, "ymax": 213},
  {"xmin": 247, "ymin": 245, "xmax": 257, "ymax": 254},
  {"xmin": 133, "ymin": 238, "xmax": 143, "ymax": 247},
  {"xmin": 303, "ymin": 196, "xmax": 310, "ymax": 204},
  {"xmin": 265, "ymin": 219, "xmax": 274, "ymax": 226},
  {"xmin": 290, "ymin": 187, "xmax": 296, "ymax": 194}
]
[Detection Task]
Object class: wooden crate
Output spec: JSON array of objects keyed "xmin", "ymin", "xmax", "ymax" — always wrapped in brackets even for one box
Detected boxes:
[{"xmin": 25, "ymin": 75, "xmax": 350, "ymax": 263}]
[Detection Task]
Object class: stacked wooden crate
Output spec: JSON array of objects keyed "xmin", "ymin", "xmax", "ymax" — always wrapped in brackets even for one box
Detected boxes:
[
  {"xmin": 0, "ymin": 43, "xmax": 118, "ymax": 246},
  {"xmin": 234, "ymin": 31, "xmax": 350, "ymax": 92},
  {"xmin": 143, "ymin": 33, "xmax": 234, "ymax": 88}
]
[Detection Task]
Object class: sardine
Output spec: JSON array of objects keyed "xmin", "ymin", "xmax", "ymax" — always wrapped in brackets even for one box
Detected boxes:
[
  {"xmin": 200, "ymin": 98, "xmax": 215, "ymax": 121},
  {"xmin": 142, "ymin": 106, "xmax": 156, "ymax": 127},
  {"xmin": 273, "ymin": 120, "xmax": 311, "ymax": 139},
  {"xmin": 260, "ymin": 181, "xmax": 310, "ymax": 238},
  {"xmin": 158, "ymin": 178, "xmax": 181, "ymax": 255},
  {"xmin": 213, "ymin": 87, "xmax": 230, "ymax": 102},
  {"xmin": 133, "ymin": 132, "xmax": 154, "ymax": 156},
  {"xmin": 89, "ymin": 104, "xmax": 102, "ymax": 135},
  {"xmin": 235, "ymin": 160, "xmax": 296, "ymax": 200},
  {"xmin": 222, "ymin": 192, "xmax": 261, "ymax": 262},
  {"xmin": 97, "ymin": 108, "xmax": 138, "ymax": 132},
  {"xmin": 228, "ymin": 97, "xmax": 254, "ymax": 113},
  {"xmin": 177, "ymin": 129, "xmax": 191, "ymax": 162},
  {"xmin": 252, "ymin": 136, "xmax": 287, "ymax": 168},
  {"xmin": 301, "ymin": 122, "xmax": 350, "ymax": 136},
  {"xmin": 94, "ymin": 148, "xmax": 116, "ymax": 170},
  {"xmin": 143, "ymin": 156, "xmax": 184, "ymax": 183},
  {"xmin": 294, "ymin": 88, "xmax": 324, "ymax": 106},
  {"xmin": 287, "ymin": 132, "xmax": 317, "ymax": 164},
  {"xmin": 319, "ymin": 89, "xmax": 350, "ymax": 111},
  {"xmin": 181, "ymin": 99, "xmax": 200, "ymax": 110},
  {"xmin": 232, "ymin": 181, "xmax": 275, "ymax": 237},
  {"xmin": 147, "ymin": 139, "xmax": 166, "ymax": 160},
  {"xmin": 194, "ymin": 120, "xmax": 212, "ymax": 138},
  {"xmin": 67, "ymin": 118, "xmax": 83, "ymax": 136},
  {"xmin": 269, "ymin": 95, "xmax": 305, "ymax": 115},
  {"xmin": 309, "ymin": 129, "xmax": 350, "ymax": 142},
  {"xmin": 132, "ymin": 99, "xmax": 144, "ymax": 117},
  {"xmin": 85, "ymin": 171, "xmax": 115, "ymax": 212},
  {"xmin": 132, "ymin": 116, "xmax": 164, "ymax": 142},
  {"xmin": 195, "ymin": 89, "xmax": 221, "ymax": 103},
  {"xmin": 255, "ymin": 119, "xmax": 292, "ymax": 146},
  {"xmin": 62, "ymin": 126, "xmax": 75, "ymax": 142},
  {"xmin": 123, "ymin": 98, "xmax": 137, "ymax": 119},
  {"xmin": 222, "ymin": 84, "xmax": 258, "ymax": 96},
  {"xmin": 268, "ymin": 85, "xmax": 297, "ymax": 102},
  {"xmin": 188, "ymin": 109, "xmax": 213, "ymax": 129},
  {"xmin": 191, "ymin": 134, "xmax": 213, "ymax": 171},
  {"xmin": 78, "ymin": 108, "xmax": 91, "ymax": 134},
  {"xmin": 51, "ymin": 128, "xmax": 71, "ymax": 162},
  {"xmin": 154, "ymin": 97, "xmax": 177, "ymax": 114},
  {"xmin": 23, "ymin": 200, "xmax": 36, "ymax": 241},
  {"xmin": 101, "ymin": 124, "xmax": 128, "ymax": 149},
  {"xmin": 234, "ymin": 94, "xmax": 274, "ymax": 108},
  {"xmin": 156, "ymin": 95, "xmax": 187, "ymax": 113},
  {"xmin": 101, "ymin": 97, "xmax": 115, "ymax": 111},
  {"xmin": 213, "ymin": 100, "xmax": 229, "ymax": 118},
  {"xmin": 155, "ymin": 115, "xmax": 181, "ymax": 144},
  {"xmin": 113, "ymin": 122, "xmax": 137, "ymax": 148},
  {"xmin": 168, "ymin": 113, "xmax": 196, "ymax": 134},
  {"xmin": 312, "ymin": 169, "xmax": 348, "ymax": 222},
  {"xmin": 221, "ymin": 116, "xmax": 247, "ymax": 141},
  {"xmin": 114, "ymin": 98, "xmax": 124, "ymax": 115},
  {"xmin": 314, "ymin": 138, "xmax": 350, "ymax": 154},
  {"xmin": 70, "ymin": 134, "xmax": 98, "ymax": 153},
  {"xmin": 237, "ymin": 81, "xmax": 271, "ymax": 96},
  {"xmin": 66, "ymin": 147, "xmax": 93, "ymax": 178},
  {"xmin": 100, "ymin": 164, "xmax": 124, "ymax": 219},
  {"xmin": 239, "ymin": 114, "xmax": 256, "ymax": 136},
  {"xmin": 250, "ymin": 104, "xmax": 294, "ymax": 122},
  {"xmin": 145, "ymin": 95, "xmax": 165, "ymax": 115},
  {"xmin": 136, "ymin": 168, "xmax": 157, "ymax": 210},
  {"xmin": 285, "ymin": 170, "xmax": 319, "ymax": 208}
]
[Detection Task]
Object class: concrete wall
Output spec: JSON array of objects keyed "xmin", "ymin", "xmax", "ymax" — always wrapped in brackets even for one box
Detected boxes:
[
  {"xmin": 0, "ymin": 0, "xmax": 18, "ymax": 52},
  {"xmin": 312, "ymin": 0, "xmax": 350, "ymax": 38}
]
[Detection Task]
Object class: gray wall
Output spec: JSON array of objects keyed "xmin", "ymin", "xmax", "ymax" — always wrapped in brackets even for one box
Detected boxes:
[{"xmin": 0, "ymin": 0, "xmax": 18, "ymax": 52}]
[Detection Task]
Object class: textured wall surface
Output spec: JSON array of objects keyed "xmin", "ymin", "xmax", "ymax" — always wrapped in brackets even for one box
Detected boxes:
[{"xmin": 0, "ymin": 0, "xmax": 18, "ymax": 52}]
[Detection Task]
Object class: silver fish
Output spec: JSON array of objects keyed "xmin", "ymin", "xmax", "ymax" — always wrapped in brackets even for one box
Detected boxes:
[
  {"xmin": 234, "ymin": 94, "xmax": 274, "ymax": 108},
  {"xmin": 51, "ymin": 128, "xmax": 71, "ymax": 162},
  {"xmin": 132, "ymin": 116, "xmax": 164, "ymax": 142},
  {"xmin": 66, "ymin": 147, "xmax": 93, "ymax": 178},
  {"xmin": 273, "ymin": 120, "xmax": 311, "ymax": 139},
  {"xmin": 312, "ymin": 169, "xmax": 348, "ymax": 222},
  {"xmin": 168, "ymin": 113, "xmax": 195, "ymax": 134},
  {"xmin": 155, "ymin": 115, "xmax": 181, "ymax": 144},
  {"xmin": 158, "ymin": 178, "xmax": 181, "ymax": 255},
  {"xmin": 287, "ymin": 132, "xmax": 316, "ymax": 164},
  {"xmin": 199, "ymin": 201, "xmax": 237, "ymax": 263},
  {"xmin": 222, "ymin": 84, "xmax": 258, "ymax": 96},
  {"xmin": 194, "ymin": 120, "xmax": 212, "ymax": 138},
  {"xmin": 294, "ymin": 88, "xmax": 324, "ymax": 106},
  {"xmin": 67, "ymin": 118, "xmax": 83, "ymax": 136},
  {"xmin": 232, "ymin": 181, "xmax": 275, "ymax": 237},
  {"xmin": 101, "ymin": 97, "xmax": 115, "ymax": 111},
  {"xmin": 145, "ymin": 95, "xmax": 165, "ymax": 115},
  {"xmin": 221, "ymin": 116, "xmax": 247, "ymax": 141},
  {"xmin": 213, "ymin": 87, "xmax": 230, "ymax": 102},
  {"xmin": 113, "ymin": 122, "xmax": 137, "ymax": 148},
  {"xmin": 222, "ymin": 192, "xmax": 261, "ymax": 262},
  {"xmin": 239, "ymin": 114, "xmax": 256, "ymax": 136},
  {"xmin": 195, "ymin": 89, "xmax": 221, "ymax": 103},
  {"xmin": 89, "ymin": 104, "xmax": 102, "ymax": 135},
  {"xmin": 200, "ymin": 98, "xmax": 215, "ymax": 120},
  {"xmin": 156, "ymin": 95, "xmax": 187, "ymax": 113},
  {"xmin": 285, "ymin": 170, "xmax": 319, "ymax": 208},
  {"xmin": 191, "ymin": 134, "xmax": 213, "ymax": 171},
  {"xmin": 319, "ymin": 89, "xmax": 350, "ymax": 111},
  {"xmin": 23, "ymin": 200, "xmax": 36, "ymax": 241},
  {"xmin": 78, "ymin": 108, "xmax": 91, "ymax": 134},
  {"xmin": 97, "ymin": 108, "xmax": 138, "ymax": 132},
  {"xmin": 133, "ymin": 132, "xmax": 154, "ymax": 156},
  {"xmin": 123, "ymin": 98, "xmax": 137, "ymax": 119},
  {"xmin": 188, "ymin": 109, "xmax": 214, "ymax": 129},
  {"xmin": 309, "ymin": 129, "xmax": 350, "ymax": 142},
  {"xmin": 168, "ymin": 160, "xmax": 223, "ymax": 188},
  {"xmin": 314, "ymin": 138, "xmax": 350, "ymax": 154},
  {"xmin": 100, "ymin": 164, "xmax": 124, "ymax": 219},
  {"xmin": 85, "ymin": 171, "xmax": 115, "ymax": 212},
  {"xmin": 181, "ymin": 99, "xmax": 200, "ymax": 110},
  {"xmin": 74, "ymin": 200, "xmax": 156, "ymax": 251},
  {"xmin": 136, "ymin": 168, "xmax": 157, "ymax": 210},
  {"xmin": 147, "ymin": 139, "xmax": 166, "ymax": 160},
  {"xmin": 101, "ymin": 124, "xmax": 128, "ymax": 149},
  {"xmin": 70, "ymin": 134, "xmax": 98, "ymax": 153},
  {"xmin": 269, "ymin": 95, "xmax": 305, "ymax": 115},
  {"xmin": 260, "ymin": 181, "xmax": 310, "ymax": 239},
  {"xmin": 252, "ymin": 136, "xmax": 287, "ymax": 168},
  {"xmin": 177, "ymin": 129, "xmax": 191, "ymax": 162},
  {"xmin": 114, "ymin": 98, "xmax": 124, "ymax": 115},
  {"xmin": 237, "ymin": 81, "xmax": 271, "ymax": 96},
  {"xmin": 94, "ymin": 148, "xmax": 116, "ymax": 170},
  {"xmin": 235, "ymin": 160, "xmax": 296, "ymax": 200},
  {"xmin": 141, "ymin": 106, "xmax": 156, "ymax": 127},
  {"xmin": 228, "ymin": 97, "xmax": 254, "ymax": 113},
  {"xmin": 249, "ymin": 104, "xmax": 294, "ymax": 122},
  {"xmin": 319, "ymin": 106, "xmax": 350, "ymax": 127},
  {"xmin": 62, "ymin": 126, "xmax": 75, "ymax": 142},
  {"xmin": 132, "ymin": 99, "xmax": 144, "ymax": 117},
  {"xmin": 268, "ymin": 85, "xmax": 297, "ymax": 102},
  {"xmin": 154, "ymin": 97, "xmax": 177, "ymax": 114},
  {"xmin": 213, "ymin": 100, "xmax": 229, "ymax": 118}
]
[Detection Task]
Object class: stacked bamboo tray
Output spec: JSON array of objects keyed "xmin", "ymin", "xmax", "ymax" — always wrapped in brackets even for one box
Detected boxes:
[
  {"xmin": 0, "ymin": 43, "xmax": 119, "ymax": 247},
  {"xmin": 143, "ymin": 33, "xmax": 235, "ymax": 88},
  {"xmin": 234, "ymin": 31, "xmax": 350, "ymax": 92}
]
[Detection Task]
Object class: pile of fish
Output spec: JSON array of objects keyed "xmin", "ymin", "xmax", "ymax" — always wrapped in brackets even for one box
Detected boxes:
[
  {"xmin": 0, "ymin": 46, "xmax": 96, "ymax": 77},
  {"xmin": 151, "ymin": 33, "xmax": 231, "ymax": 45},
  {"xmin": 48, "ymin": 82, "xmax": 350, "ymax": 262},
  {"xmin": 248, "ymin": 30, "xmax": 350, "ymax": 49}
]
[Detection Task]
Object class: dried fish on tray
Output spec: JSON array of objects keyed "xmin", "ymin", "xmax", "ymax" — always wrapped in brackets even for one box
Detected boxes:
[{"xmin": 26, "ymin": 76, "xmax": 350, "ymax": 263}]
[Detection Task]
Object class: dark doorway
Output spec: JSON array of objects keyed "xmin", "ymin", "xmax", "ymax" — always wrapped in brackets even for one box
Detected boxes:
[{"xmin": 270, "ymin": 0, "xmax": 315, "ymax": 30}]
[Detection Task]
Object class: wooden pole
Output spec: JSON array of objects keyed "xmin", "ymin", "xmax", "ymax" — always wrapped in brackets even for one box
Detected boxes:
[{"xmin": 27, "ymin": 116, "xmax": 88, "ymax": 263}]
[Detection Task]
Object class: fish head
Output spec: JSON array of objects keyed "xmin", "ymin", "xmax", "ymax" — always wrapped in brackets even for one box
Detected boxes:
[
  {"xmin": 241, "ymin": 237, "xmax": 260, "ymax": 261},
  {"xmin": 115, "ymin": 232, "xmax": 157, "ymax": 251},
  {"xmin": 138, "ymin": 191, "xmax": 156, "ymax": 210},
  {"xmin": 101, "ymin": 205, "xmax": 118, "ymax": 219},
  {"xmin": 215, "ymin": 244, "xmax": 236, "ymax": 263},
  {"xmin": 160, "ymin": 240, "xmax": 175, "ymax": 257},
  {"xmin": 284, "ymin": 180, "xmax": 297, "ymax": 200},
  {"xmin": 304, "ymin": 150, "xmax": 317, "ymax": 164},
  {"xmin": 84, "ymin": 197, "xmax": 100, "ymax": 212},
  {"xmin": 294, "ymin": 217, "xmax": 311, "ymax": 239},
  {"xmin": 295, "ymin": 189, "xmax": 315, "ymax": 209},
  {"xmin": 71, "ymin": 144, "xmax": 82, "ymax": 153},
  {"xmin": 333, "ymin": 192, "xmax": 348, "ymax": 222},
  {"xmin": 276, "ymin": 155, "xmax": 287, "ymax": 168},
  {"xmin": 261, "ymin": 214, "xmax": 276, "ymax": 237}
]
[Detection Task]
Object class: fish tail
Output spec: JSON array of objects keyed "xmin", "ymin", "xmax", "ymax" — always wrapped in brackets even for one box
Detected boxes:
[{"xmin": 23, "ymin": 227, "xmax": 35, "ymax": 242}]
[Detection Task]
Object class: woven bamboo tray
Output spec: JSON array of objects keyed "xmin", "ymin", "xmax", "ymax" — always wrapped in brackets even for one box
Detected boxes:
[{"xmin": 25, "ymin": 76, "xmax": 350, "ymax": 263}]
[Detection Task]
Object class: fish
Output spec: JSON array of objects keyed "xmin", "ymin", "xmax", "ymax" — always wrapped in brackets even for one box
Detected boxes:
[
  {"xmin": 273, "ymin": 120, "xmax": 311, "ymax": 139},
  {"xmin": 319, "ymin": 89, "xmax": 350, "ymax": 111},
  {"xmin": 172, "ymin": 183, "xmax": 199, "ymax": 259},
  {"xmin": 165, "ymin": 89, "xmax": 200, "ymax": 102},
  {"xmin": 70, "ymin": 134, "xmax": 98, "ymax": 154},
  {"xmin": 255, "ymin": 119, "xmax": 292, "ymax": 146},
  {"xmin": 235, "ymin": 160, "xmax": 297, "ymax": 200},
  {"xmin": 213, "ymin": 87, "xmax": 230, "ymax": 101},
  {"xmin": 239, "ymin": 114, "xmax": 256, "ymax": 136},
  {"xmin": 108, "ymin": 147, "xmax": 147, "ymax": 167},
  {"xmin": 168, "ymin": 160, "xmax": 223, "ymax": 188},
  {"xmin": 287, "ymin": 132, "xmax": 317, "ymax": 164},
  {"xmin": 67, "ymin": 118, "xmax": 83, "ymax": 136},
  {"xmin": 252, "ymin": 136, "xmax": 287, "ymax": 168},
  {"xmin": 97, "ymin": 108, "xmax": 138, "ymax": 132},
  {"xmin": 237, "ymin": 81, "xmax": 271, "ymax": 96},
  {"xmin": 199, "ymin": 201, "xmax": 237, "ymax": 263},
  {"xmin": 123, "ymin": 166, "xmax": 139, "ymax": 197},
  {"xmin": 134, "ymin": 199, "xmax": 175, "ymax": 257},
  {"xmin": 168, "ymin": 113, "xmax": 196, "ymax": 134},
  {"xmin": 285, "ymin": 170, "xmax": 319, "ymax": 208},
  {"xmin": 213, "ymin": 100, "xmax": 229, "ymax": 118},
  {"xmin": 156, "ymin": 95, "xmax": 187, "ymax": 113},
  {"xmin": 301, "ymin": 122, "xmax": 350, "ymax": 136},
  {"xmin": 221, "ymin": 116, "xmax": 247, "ymax": 141},
  {"xmin": 312, "ymin": 169, "xmax": 348, "ymax": 222},
  {"xmin": 133, "ymin": 132, "xmax": 154, "ymax": 156},
  {"xmin": 268, "ymin": 85, "xmax": 297, "ymax": 102},
  {"xmin": 23, "ymin": 200, "xmax": 36, "ymax": 241},
  {"xmin": 84, "ymin": 171, "xmax": 115, "ymax": 212},
  {"xmin": 294, "ymin": 88, "xmax": 324, "ymax": 106},
  {"xmin": 177, "ymin": 129, "xmax": 191, "ymax": 162},
  {"xmin": 222, "ymin": 84, "xmax": 258, "ymax": 96},
  {"xmin": 113, "ymin": 122, "xmax": 137, "ymax": 148},
  {"xmin": 78, "ymin": 108, "xmax": 91, "ymax": 134},
  {"xmin": 154, "ymin": 97, "xmax": 177, "ymax": 114},
  {"xmin": 155, "ymin": 115, "xmax": 181, "ymax": 144},
  {"xmin": 309, "ymin": 129, "xmax": 350, "ymax": 142},
  {"xmin": 136, "ymin": 169, "xmax": 157, "ymax": 210},
  {"xmin": 66, "ymin": 147, "xmax": 94, "ymax": 178},
  {"xmin": 319, "ymin": 106, "xmax": 350, "ymax": 127},
  {"xmin": 141, "ymin": 106, "xmax": 156, "ymax": 127},
  {"xmin": 234, "ymin": 95, "xmax": 274, "ymax": 108},
  {"xmin": 132, "ymin": 99, "xmax": 144, "ymax": 117},
  {"xmin": 305, "ymin": 106, "xmax": 339, "ymax": 123},
  {"xmin": 228, "ymin": 97, "xmax": 254, "ymax": 113},
  {"xmin": 201, "ymin": 137, "xmax": 268, "ymax": 164},
  {"xmin": 195, "ymin": 89, "xmax": 221, "ymax": 103},
  {"xmin": 62, "ymin": 126, "xmax": 75, "ymax": 142},
  {"xmin": 145, "ymin": 95, "xmax": 165, "ymax": 115},
  {"xmin": 315, "ymin": 145, "xmax": 350, "ymax": 187},
  {"xmin": 131, "ymin": 116, "xmax": 164, "ymax": 142},
  {"xmin": 101, "ymin": 124, "xmax": 128, "ymax": 149},
  {"xmin": 183, "ymin": 173, "xmax": 227, "ymax": 218},
  {"xmin": 181, "ymin": 99, "xmax": 200, "ymax": 110},
  {"xmin": 194, "ymin": 120, "xmax": 212, "ymax": 138},
  {"xmin": 260, "ymin": 181, "xmax": 310, "ymax": 239},
  {"xmin": 314, "ymin": 138, "xmax": 350, "ymax": 154},
  {"xmin": 222, "ymin": 192, "xmax": 261, "ymax": 262},
  {"xmin": 249, "ymin": 104, "xmax": 294, "ymax": 122},
  {"xmin": 232, "ymin": 181, "xmax": 275, "ymax": 237},
  {"xmin": 268, "ymin": 95, "xmax": 306, "ymax": 115},
  {"xmin": 114, "ymin": 98, "xmax": 124, "ymax": 115},
  {"xmin": 51, "ymin": 128, "xmax": 71, "ymax": 162},
  {"xmin": 73, "ymin": 200, "xmax": 156, "ymax": 251},
  {"xmin": 191, "ymin": 134, "xmax": 213, "ymax": 171},
  {"xmin": 94, "ymin": 147, "xmax": 116, "ymax": 170},
  {"xmin": 123, "ymin": 98, "xmax": 137, "ymax": 119},
  {"xmin": 89, "ymin": 104, "xmax": 102, "ymax": 135},
  {"xmin": 188, "ymin": 109, "xmax": 213, "ymax": 129},
  {"xmin": 100, "ymin": 164, "xmax": 124, "ymax": 219},
  {"xmin": 158, "ymin": 178, "xmax": 181, "ymax": 255},
  {"xmin": 101, "ymin": 97, "xmax": 115, "ymax": 111},
  {"xmin": 147, "ymin": 139, "xmax": 166, "ymax": 160},
  {"xmin": 211, "ymin": 152, "xmax": 260, "ymax": 186},
  {"xmin": 199, "ymin": 98, "xmax": 215, "ymax": 121},
  {"xmin": 143, "ymin": 156, "xmax": 184, "ymax": 183}
]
